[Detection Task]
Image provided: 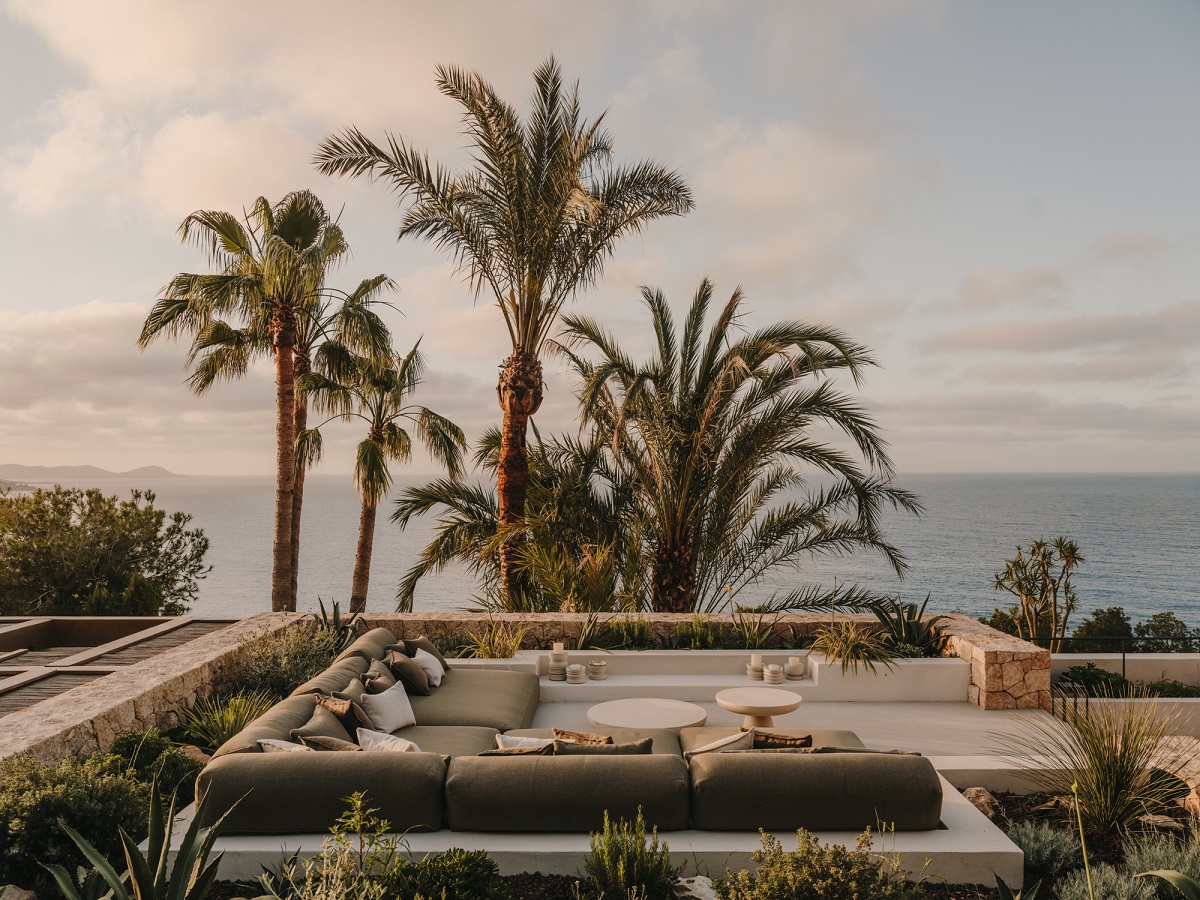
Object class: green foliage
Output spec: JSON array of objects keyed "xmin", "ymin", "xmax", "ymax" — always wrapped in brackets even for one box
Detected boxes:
[
  {"xmin": 1126, "ymin": 827, "xmax": 1200, "ymax": 899},
  {"xmin": 605, "ymin": 616, "xmax": 655, "ymax": 651},
  {"xmin": 43, "ymin": 780, "xmax": 236, "ymax": 900},
  {"xmin": 810, "ymin": 620, "xmax": 896, "ymax": 674},
  {"xmin": 1056, "ymin": 863, "xmax": 1154, "ymax": 900},
  {"xmin": 431, "ymin": 632, "xmax": 471, "ymax": 659},
  {"xmin": 996, "ymin": 875, "xmax": 1039, "ymax": 900},
  {"xmin": 0, "ymin": 486, "xmax": 209, "ymax": 616},
  {"xmin": 1136, "ymin": 870, "xmax": 1200, "ymax": 900},
  {"xmin": 993, "ymin": 689, "xmax": 1192, "ymax": 833},
  {"xmin": 1003, "ymin": 821, "xmax": 1079, "ymax": 881},
  {"xmin": 716, "ymin": 829, "xmax": 920, "ymax": 900},
  {"xmin": 393, "ymin": 848, "xmax": 509, "ymax": 900},
  {"xmin": 463, "ymin": 620, "xmax": 528, "ymax": 659},
  {"xmin": 729, "ymin": 610, "xmax": 777, "ymax": 650},
  {"xmin": 1141, "ymin": 678, "xmax": 1200, "ymax": 698},
  {"xmin": 581, "ymin": 809, "xmax": 679, "ymax": 900},
  {"xmin": 226, "ymin": 625, "xmax": 341, "ymax": 699},
  {"xmin": 1056, "ymin": 663, "xmax": 1130, "ymax": 695},
  {"xmin": 992, "ymin": 536, "xmax": 1083, "ymax": 652},
  {"xmin": 871, "ymin": 594, "xmax": 946, "ymax": 657},
  {"xmin": 0, "ymin": 753, "xmax": 149, "ymax": 890},
  {"xmin": 108, "ymin": 729, "xmax": 202, "ymax": 798},
  {"xmin": 668, "ymin": 614, "xmax": 723, "ymax": 650},
  {"xmin": 1070, "ymin": 606, "xmax": 1134, "ymax": 652},
  {"xmin": 1135, "ymin": 612, "xmax": 1200, "ymax": 652},
  {"xmin": 312, "ymin": 599, "xmax": 363, "ymax": 652},
  {"xmin": 177, "ymin": 691, "xmax": 277, "ymax": 753}
]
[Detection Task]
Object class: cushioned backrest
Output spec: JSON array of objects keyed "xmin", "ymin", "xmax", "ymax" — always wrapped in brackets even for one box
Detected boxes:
[
  {"xmin": 211, "ymin": 694, "xmax": 316, "ymax": 758},
  {"xmin": 196, "ymin": 750, "xmax": 446, "ymax": 833},
  {"xmin": 689, "ymin": 752, "xmax": 943, "ymax": 832},
  {"xmin": 332, "ymin": 627, "xmax": 398, "ymax": 664},
  {"xmin": 408, "ymin": 669, "xmax": 540, "ymax": 730},
  {"xmin": 289, "ymin": 656, "xmax": 370, "ymax": 697}
]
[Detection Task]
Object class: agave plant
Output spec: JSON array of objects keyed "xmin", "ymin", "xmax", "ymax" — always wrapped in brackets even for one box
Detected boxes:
[
  {"xmin": 871, "ymin": 594, "xmax": 947, "ymax": 657},
  {"xmin": 810, "ymin": 620, "xmax": 897, "ymax": 675},
  {"xmin": 177, "ymin": 691, "xmax": 276, "ymax": 753},
  {"xmin": 43, "ymin": 782, "xmax": 237, "ymax": 900},
  {"xmin": 311, "ymin": 598, "xmax": 362, "ymax": 651}
]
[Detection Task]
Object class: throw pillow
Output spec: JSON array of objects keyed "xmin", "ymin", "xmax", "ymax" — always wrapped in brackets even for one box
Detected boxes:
[
  {"xmin": 357, "ymin": 728, "xmax": 420, "ymax": 752},
  {"xmin": 333, "ymin": 677, "xmax": 369, "ymax": 704},
  {"xmin": 362, "ymin": 659, "xmax": 397, "ymax": 694},
  {"xmin": 751, "ymin": 731, "xmax": 812, "ymax": 750},
  {"xmin": 360, "ymin": 680, "xmax": 417, "ymax": 732},
  {"xmin": 811, "ymin": 746, "xmax": 921, "ymax": 755},
  {"xmin": 299, "ymin": 735, "xmax": 363, "ymax": 752},
  {"xmin": 289, "ymin": 705, "xmax": 354, "ymax": 745},
  {"xmin": 552, "ymin": 738, "xmax": 653, "ymax": 756},
  {"xmin": 683, "ymin": 730, "xmax": 755, "ymax": 761},
  {"xmin": 551, "ymin": 728, "xmax": 613, "ymax": 745},
  {"xmin": 495, "ymin": 734, "xmax": 555, "ymax": 750},
  {"xmin": 259, "ymin": 739, "xmax": 314, "ymax": 753},
  {"xmin": 315, "ymin": 694, "xmax": 374, "ymax": 733},
  {"xmin": 478, "ymin": 744, "xmax": 554, "ymax": 757},
  {"xmin": 385, "ymin": 650, "xmax": 431, "ymax": 695},
  {"xmin": 412, "ymin": 648, "xmax": 445, "ymax": 686},
  {"xmin": 389, "ymin": 636, "xmax": 451, "ymax": 671}
]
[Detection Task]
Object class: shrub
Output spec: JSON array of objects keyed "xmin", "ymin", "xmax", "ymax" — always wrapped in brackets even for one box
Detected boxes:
[
  {"xmin": 992, "ymin": 537, "xmax": 1083, "ymax": 653},
  {"xmin": 312, "ymin": 598, "xmax": 363, "ymax": 653},
  {"xmin": 463, "ymin": 620, "xmax": 528, "ymax": 659},
  {"xmin": 605, "ymin": 616, "xmax": 655, "ymax": 650},
  {"xmin": 1055, "ymin": 862, "xmax": 1154, "ymax": 900},
  {"xmin": 227, "ymin": 624, "xmax": 341, "ymax": 699},
  {"xmin": 395, "ymin": 848, "xmax": 510, "ymax": 900},
  {"xmin": 810, "ymin": 621, "xmax": 895, "ymax": 674},
  {"xmin": 1135, "ymin": 612, "xmax": 1200, "ymax": 653},
  {"xmin": 992, "ymin": 688, "xmax": 1192, "ymax": 833},
  {"xmin": 1003, "ymin": 821, "xmax": 1079, "ymax": 881},
  {"xmin": 582, "ymin": 809, "xmax": 679, "ymax": 900},
  {"xmin": 1055, "ymin": 663, "xmax": 1130, "ymax": 695},
  {"xmin": 1070, "ymin": 606, "xmax": 1134, "ymax": 652},
  {"xmin": 177, "ymin": 690, "xmax": 277, "ymax": 753},
  {"xmin": 0, "ymin": 753, "xmax": 148, "ymax": 890},
  {"xmin": 1141, "ymin": 678, "xmax": 1200, "ymax": 698},
  {"xmin": 669, "ymin": 614, "xmax": 723, "ymax": 649},
  {"xmin": 717, "ymin": 829, "xmax": 920, "ymax": 900},
  {"xmin": 1124, "ymin": 826, "xmax": 1200, "ymax": 899},
  {"xmin": 109, "ymin": 728, "xmax": 203, "ymax": 797}
]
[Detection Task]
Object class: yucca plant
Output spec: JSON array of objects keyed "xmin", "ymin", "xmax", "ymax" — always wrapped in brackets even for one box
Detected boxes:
[
  {"xmin": 573, "ymin": 611, "xmax": 614, "ymax": 651},
  {"xmin": 810, "ymin": 620, "xmax": 896, "ymax": 675},
  {"xmin": 730, "ymin": 610, "xmax": 778, "ymax": 649},
  {"xmin": 871, "ymin": 594, "xmax": 946, "ymax": 657},
  {"xmin": 311, "ymin": 598, "xmax": 363, "ymax": 652},
  {"xmin": 463, "ymin": 620, "xmax": 528, "ymax": 659},
  {"xmin": 177, "ymin": 691, "xmax": 276, "ymax": 753},
  {"xmin": 992, "ymin": 688, "xmax": 1194, "ymax": 833},
  {"xmin": 43, "ymin": 782, "xmax": 237, "ymax": 900}
]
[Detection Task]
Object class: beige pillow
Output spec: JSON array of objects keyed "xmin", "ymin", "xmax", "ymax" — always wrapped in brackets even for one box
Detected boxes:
[
  {"xmin": 684, "ymin": 730, "xmax": 754, "ymax": 761},
  {"xmin": 357, "ymin": 728, "xmax": 420, "ymax": 752},
  {"xmin": 413, "ymin": 648, "xmax": 445, "ymax": 686},
  {"xmin": 552, "ymin": 738, "xmax": 653, "ymax": 756},
  {"xmin": 478, "ymin": 744, "xmax": 554, "ymax": 757},
  {"xmin": 391, "ymin": 636, "xmax": 451, "ymax": 671},
  {"xmin": 360, "ymin": 680, "xmax": 417, "ymax": 732},
  {"xmin": 259, "ymin": 739, "xmax": 313, "ymax": 753},
  {"xmin": 495, "ymin": 734, "xmax": 555, "ymax": 750},
  {"xmin": 299, "ymin": 735, "xmax": 363, "ymax": 752},
  {"xmin": 551, "ymin": 728, "xmax": 613, "ymax": 745}
]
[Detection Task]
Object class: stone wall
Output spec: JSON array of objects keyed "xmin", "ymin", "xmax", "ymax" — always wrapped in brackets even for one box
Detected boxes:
[
  {"xmin": 938, "ymin": 613, "xmax": 1051, "ymax": 710},
  {"xmin": 0, "ymin": 612, "xmax": 301, "ymax": 764}
]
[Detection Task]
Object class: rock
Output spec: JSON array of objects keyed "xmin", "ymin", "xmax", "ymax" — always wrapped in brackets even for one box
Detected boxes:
[
  {"xmin": 1139, "ymin": 814, "xmax": 1184, "ymax": 832},
  {"xmin": 1, "ymin": 885, "xmax": 37, "ymax": 900},
  {"xmin": 674, "ymin": 876, "xmax": 719, "ymax": 900},
  {"xmin": 962, "ymin": 786, "xmax": 1000, "ymax": 819},
  {"xmin": 176, "ymin": 743, "xmax": 211, "ymax": 765}
]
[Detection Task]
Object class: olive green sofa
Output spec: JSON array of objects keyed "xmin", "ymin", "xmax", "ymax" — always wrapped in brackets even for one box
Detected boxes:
[{"xmin": 194, "ymin": 628, "xmax": 945, "ymax": 835}]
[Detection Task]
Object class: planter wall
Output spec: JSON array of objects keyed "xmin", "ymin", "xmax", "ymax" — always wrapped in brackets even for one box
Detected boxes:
[{"xmin": 1052, "ymin": 653, "xmax": 1200, "ymax": 686}]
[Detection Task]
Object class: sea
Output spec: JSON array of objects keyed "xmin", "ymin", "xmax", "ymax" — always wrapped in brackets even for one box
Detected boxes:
[{"xmin": 21, "ymin": 473, "xmax": 1200, "ymax": 625}]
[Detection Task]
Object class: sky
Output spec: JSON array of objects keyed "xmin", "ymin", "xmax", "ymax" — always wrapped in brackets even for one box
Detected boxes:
[{"xmin": 0, "ymin": 0, "xmax": 1197, "ymax": 476}]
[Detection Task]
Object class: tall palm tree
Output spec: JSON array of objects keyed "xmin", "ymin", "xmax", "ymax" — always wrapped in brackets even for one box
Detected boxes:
[
  {"xmin": 314, "ymin": 57, "xmax": 694, "ymax": 605},
  {"xmin": 559, "ymin": 280, "xmax": 924, "ymax": 613},
  {"xmin": 139, "ymin": 191, "xmax": 354, "ymax": 612},
  {"xmin": 182, "ymin": 275, "xmax": 394, "ymax": 607},
  {"xmin": 298, "ymin": 342, "xmax": 465, "ymax": 613}
]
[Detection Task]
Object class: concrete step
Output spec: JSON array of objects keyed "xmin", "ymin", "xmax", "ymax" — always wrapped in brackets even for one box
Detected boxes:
[{"xmin": 539, "ymin": 673, "xmax": 813, "ymax": 702}]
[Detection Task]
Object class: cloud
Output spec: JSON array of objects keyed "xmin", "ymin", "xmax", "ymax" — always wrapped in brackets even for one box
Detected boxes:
[
  {"xmin": 1089, "ymin": 231, "xmax": 1171, "ymax": 265},
  {"xmin": 941, "ymin": 266, "xmax": 1068, "ymax": 311}
]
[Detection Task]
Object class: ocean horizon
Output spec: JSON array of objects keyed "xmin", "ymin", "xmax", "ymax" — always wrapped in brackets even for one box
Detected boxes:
[{"xmin": 11, "ymin": 472, "xmax": 1199, "ymax": 626}]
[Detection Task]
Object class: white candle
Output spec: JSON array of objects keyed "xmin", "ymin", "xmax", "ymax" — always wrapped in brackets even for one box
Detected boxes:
[
  {"xmin": 553, "ymin": 642, "xmax": 564, "ymax": 653},
  {"xmin": 750, "ymin": 653, "xmax": 763, "ymax": 667},
  {"xmin": 789, "ymin": 656, "xmax": 801, "ymax": 666}
]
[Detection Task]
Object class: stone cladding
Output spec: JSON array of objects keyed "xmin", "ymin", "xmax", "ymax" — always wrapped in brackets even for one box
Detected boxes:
[{"xmin": 937, "ymin": 613, "xmax": 1051, "ymax": 710}]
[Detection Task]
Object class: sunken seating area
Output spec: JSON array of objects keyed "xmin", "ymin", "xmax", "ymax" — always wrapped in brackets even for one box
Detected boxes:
[{"xmin": 194, "ymin": 627, "xmax": 944, "ymax": 835}]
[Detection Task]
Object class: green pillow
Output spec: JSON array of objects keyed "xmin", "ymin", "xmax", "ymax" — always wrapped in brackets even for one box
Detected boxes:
[
  {"xmin": 289, "ymin": 705, "xmax": 353, "ymax": 745},
  {"xmin": 362, "ymin": 660, "xmax": 397, "ymax": 694},
  {"xmin": 299, "ymin": 734, "xmax": 363, "ymax": 752},
  {"xmin": 386, "ymin": 649, "xmax": 431, "ymax": 695}
]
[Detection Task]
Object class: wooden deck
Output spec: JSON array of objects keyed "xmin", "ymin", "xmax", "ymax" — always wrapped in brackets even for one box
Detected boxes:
[{"xmin": 0, "ymin": 672, "xmax": 104, "ymax": 717}]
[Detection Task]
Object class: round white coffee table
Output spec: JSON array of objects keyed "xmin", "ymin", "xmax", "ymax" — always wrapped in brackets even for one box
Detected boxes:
[
  {"xmin": 715, "ymin": 687, "xmax": 802, "ymax": 729},
  {"xmin": 587, "ymin": 698, "xmax": 708, "ymax": 732}
]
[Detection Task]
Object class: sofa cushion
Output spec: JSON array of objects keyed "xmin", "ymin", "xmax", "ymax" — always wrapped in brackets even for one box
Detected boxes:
[
  {"xmin": 362, "ymin": 659, "xmax": 397, "ymax": 694},
  {"xmin": 479, "ymin": 744, "xmax": 554, "ymax": 757},
  {"xmin": 445, "ymin": 755, "xmax": 689, "ymax": 832},
  {"xmin": 413, "ymin": 649, "xmax": 445, "ymax": 686},
  {"xmin": 195, "ymin": 750, "xmax": 446, "ymax": 833},
  {"xmin": 333, "ymin": 678, "xmax": 369, "ymax": 704},
  {"xmin": 299, "ymin": 735, "xmax": 362, "ymax": 752},
  {"xmin": 390, "ymin": 636, "xmax": 451, "ymax": 671},
  {"xmin": 408, "ymin": 669, "xmax": 539, "ymax": 731},
  {"xmin": 504, "ymin": 727, "xmax": 683, "ymax": 757},
  {"xmin": 552, "ymin": 728, "xmax": 612, "ymax": 745},
  {"xmin": 683, "ymin": 730, "xmax": 753, "ymax": 760},
  {"xmin": 750, "ymin": 731, "xmax": 812, "ymax": 749},
  {"xmin": 688, "ymin": 751, "xmax": 943, "ymax": 832},
  {"xmin": 677, "ymin": 727, "xmax": 863, "ymax": 756},
  {"xmin": 211, "ymin": 695, "xmax": 316, "ymax": 758},
  {"xmin": 357, "ymin": 728, "xmax": 419, "ymax": 752},
  {"xmin": 391, "ymin": 725, "xmax": 500, "ymax": 758},
  {"xmin": 552, "ymin": 738, "xmax": 653, "ymax": 756},
  {"xmin": 360, "ymin": 681, "xmax": 416, "ymax": 732},
  {"xmin": 386, "ymin": 651, "xmax": 431, "ymax": 695},
  {"xmin": 289, "ymin": 656, "xmax": 369, "ymax": 697},
  {"xmin": 290, "ymin": 705, "xmax": 354, "ymax": 745},
  {"xmin": 315, "ymin": 694, "xmax": 373, "ymax": 733},
  {"xmin": 333, "ymin": 627, "xmax": 398, "ymax": 664}
]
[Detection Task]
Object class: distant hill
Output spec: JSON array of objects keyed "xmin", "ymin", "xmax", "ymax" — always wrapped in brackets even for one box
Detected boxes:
[
  {"xmin": 0, "ymin": 464, "xmax": 180, "ymax": 482},
  {"xmin": 0, "ymin": 477, "xmax": 35, "ymax": 491}
]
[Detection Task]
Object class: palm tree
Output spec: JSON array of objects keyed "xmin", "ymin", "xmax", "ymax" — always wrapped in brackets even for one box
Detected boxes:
[
  {"xmin": 558, "ymin": 279, "xmax": 924, "ymax": 613},
  {"xmin": 298, "ymin": 342, "xmax": 466, "ymax": 613},
  {"xmin": 139, "ymin": 191, "xmax": 355, "ymax": 612},
  {"xmin": 183, "ymin": 275, "xmax": 394, "ymax": 607},
  {"xmin": 314, "ymin": 57, "xmax": 694, "ymax": 605}
]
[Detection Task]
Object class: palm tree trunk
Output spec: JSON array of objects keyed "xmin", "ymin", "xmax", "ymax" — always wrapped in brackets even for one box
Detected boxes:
[
  {"xmin": 289, "ymin": 361, "xmax": 310, "ymax": 609},
  {"xmin": 350, "ymin": 496, "xmax": 377, "ymax": 614},
  {"xmin": 496, "ymin": 348, "xmax": 543, "ymax": 606},
  {"xmin": 652, "ymin": 538, "xmax": 695, "ymax": 612},
  {"xmin": 270, "ymin": 309, "xmax": 298, "ymax": 613}
]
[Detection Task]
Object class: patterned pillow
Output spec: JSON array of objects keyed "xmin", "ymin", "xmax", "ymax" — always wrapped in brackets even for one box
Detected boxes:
[
  {"xmin": 750, "ymin": 731, "xmax": 812, "ymax": 750},
  {"xmin": 315, "ymin": 694, "xmax": 374, "ymax": 733},
  {"xmin": 552, "ymin": 738, "xmax": 653, "ymax": 756},
  {"xmin": 551, "ymin": 728, "xmax": 613, "ymax": 745}
]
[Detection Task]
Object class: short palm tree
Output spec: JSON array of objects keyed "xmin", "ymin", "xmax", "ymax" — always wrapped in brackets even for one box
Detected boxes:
[
  {"xmin": 298, "ymin": 342, "xmax": 465, "ymax": 613},
  {"xmin": 315, "ymin": 56, "xmax": 694, "ymax": 605},
  {"xmin": 559, "ymin": 279, "xmax": 923, "ymax": 613},
  {"xmin": 139, "ymin": 191, "xmax": 353, "ymax": 612}
]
